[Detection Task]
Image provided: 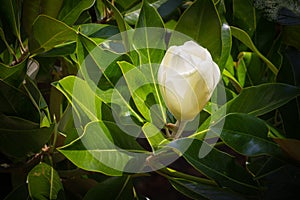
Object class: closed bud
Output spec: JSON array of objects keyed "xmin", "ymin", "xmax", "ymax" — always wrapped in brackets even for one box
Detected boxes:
[{"xmin": 158, "ymin": 41, "xmax": 221, "ymax": 121}]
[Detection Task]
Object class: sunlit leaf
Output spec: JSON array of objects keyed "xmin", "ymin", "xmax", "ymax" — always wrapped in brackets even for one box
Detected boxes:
[
  {"xmin": 142, "ymin": 122, "xmax": 167, "ymax": 151},
  {"xmin": 58, "ymin": 121, "xmax": 147, "ymax": 176}
]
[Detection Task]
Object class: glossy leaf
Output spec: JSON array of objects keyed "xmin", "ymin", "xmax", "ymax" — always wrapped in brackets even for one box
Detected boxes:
[
  {"xmin": 132, "ymin": 0, "xmax": 165, "ymax": 64},
  {"xmin": 124, "ymin": 0, "xmax": 180, "ymax": 25},
  {"xmin": 40, "ymin": 42, "xmax": 77, "ymax": 57},
  {"xmin": 157, "ymin": 0, "xmax": 183, "ymax": 19},
  {"xmin": 218, "ymin": 24, "xmax": 232, "ymax": 71},
  {"xmin": 136, "ymin": 0, "xmax": 164, "ymax": 28},
  {"xmin": 199, "ymin": 83, "xmax": 300, "ymax": 134},
  {"xmin": 23, "ymin": 77, "xmax": 51, "ymax": 127},
  {"xmin": 53, "ymin": 75, "xmax": 102, "ymax": 124},
  {"xmin": 0, "ymin": 80, "xmax": 39, "ymax": 122},
  {"xmin": 30, "ymin": 15, "xmax": 77, "ymax": 54},
  {"xmin": 142, "ymin": 122, "xmax": 167, "ymax": 151},
  {"xmin": 0, "ymin": 123, "xmax": 53, "ymax": 158},
  {"xmin": 79, "ymin": 24, "xmax": 119, "ymax": 39},
  {"xmin": 227, "ymin": 83, "xmax": 300, "ymax": 116},
  {"xmin": 0, "ymin": 57, "xmax": 27, "ymax": 87},
  {"xmin": 233, "ymin": 0, "xmax": 256, "ymax": 37},
  {"xmin": 75, "ymin": 35, "xmax": 145, "ymax": 125},
  {"xmin": 22, "ymin": 0, "xmax": 64, "ymax": 35},
  {"xmin": 170, "ymin": 178, "xmax": 246, "ymax": 200},
  {"xmin": 83, "ymin": 176, "xmax": 134, "ymax": 200},
  {"xmin": 118, "ymin": 61, "xmax": 164, "ymax": 125},
  {"xmin": 58, "ymin": 121, "xmax": 146, "ymax": 176},
  {"xmin": 174, "ymin": 0, "xmax": 222, "ymax": 62},
  {"xmin": 27, "ymin": 162, "xmax": 64, "ymax": 200},
  {"xmin": 104, "ymin": 0, "xmax": 128, "ymax": 33},
  {"xmin": 131, "ymin": 1, "xmax": 166, "ymax": 124},
  {"xmin": 58, "ymin": 0, "xmax": 95, "ymax": 25},
  {"xmin": 231, "ymin": 26, "xmax": 278, "ymax": 75},
  {"xmin": 247, "ymin": 156, "xmax": 285, "ymax": 180},
  {"xmin": 223, "ymin": 68, "xmax": 242, "ymax": 92},
  {"xmin": 168, "ymin": 138, "xmax": 259, "ymax": 194},
  {"xmin": 0, "ymin": 0, "xmax": 21, "ymax": 40},
  {"xmin": 212, "ymin": 113, "xmax": 283, "ymax": 157}
]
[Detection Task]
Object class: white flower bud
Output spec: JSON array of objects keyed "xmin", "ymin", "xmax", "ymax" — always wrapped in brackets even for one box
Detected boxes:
[{"xmin": 158, "ymin": 41, "xmax": 221, "ymax": 121}]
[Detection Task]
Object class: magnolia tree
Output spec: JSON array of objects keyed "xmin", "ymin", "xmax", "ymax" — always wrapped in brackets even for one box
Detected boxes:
[{"xmin": 0, "ymin": 0, "xmax": 300, "ymax": 199}]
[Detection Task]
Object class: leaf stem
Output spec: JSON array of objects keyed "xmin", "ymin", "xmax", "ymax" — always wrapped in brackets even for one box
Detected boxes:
[{"xmin": 173, "ymin": 120, "xmax": 188, "ymax": 139}]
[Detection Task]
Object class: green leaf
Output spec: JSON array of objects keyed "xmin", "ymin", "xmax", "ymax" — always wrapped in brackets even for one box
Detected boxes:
[
  {"xmin": 247, "ymin": 157, "xmax": 285, "ymax": 180},
  {"xmin": 83, "ymin": 176, "xmax": 134, "ymax": 200},
  {"xmin": 233, "ymin": 0, "xmax": 256, "ymax": 37},
  {"xmin": 79, "ymin": 24, "xmax": 119, "ymax": 39},
  {"xmin": 117, "ymin": 61, "xmax": 164, "ymax": 125},
  {"xmin": 114, "ymin": 0, "xmax": 139, "ymax": 11},
  {"xmin": 212, "ymin": 113, "xmax": 283, "ymax": 157},
  {"xmin": 29, "ymin": 15, "xmax": 77, "ymax": 54},
  {"xmin": 0, "ymin": 27, "xmax": 16, "ymax": 59},
  {"xmin": 23, "ymin": 77, "xmax": 51, "ymax": 127},
  {"xmin": 76, "ymin": 34, "xmax": 145, "ymax": 124},
  {"xmin": 22, "ymin": 0, "xmax": 64, "ymax": 35},
  {"xmin": 218, "ymin": 24, "xmax": 232, "ymax": 71},
  {"xmin": 0, "ymin": 122, "xmax": 53, "ymax": 159},
  {"xmin": 0, "ymin": 57, "xmax": 27, "ymax": 87},
  {"xmin": 142, "ymin": 122, "xmax": 167, "ymax": 151},
  {"xmin": 53, "ymin": 75, "xmax": 102, "ymax": 124},
  {"xmin": 58, "ymin": 0, "xmax": 95, "ymax": 25},
  {"xmin": 170, "ymin": 178, "xmax": 246, "ymax": 200},
  {"xmin": 136, "ymin": 0, "xmax": 164, "ymax": 28},
  {"xmin": 199, "ymin": 83, "xmax": 300, "ymax": 134},
  {"xmin": 227, "ymin": 83, "xmax": 300, "ymax": 116},
  {"xmin": 0, "ymin": 80, "xmax": 39, "ymax": 122},
  {"xmin": 231, "ymin": 26, "xmax": 278, "ymax": 75},
  {"xmin": 104, "ymin": 0, "xmax": 129, "ymax": 33},
  {"xmin": 39, "ymin": 41, "xmax": 76, "ymax": 57},
  {"xmin": 174, "ymin": 0, "xmax": 222, "ymax": 62},
  {"xmin": 27, "ymin": 162, "xmax": 64, "ymax": 200},
  {"xmin": 223, "ymin": 68, "xmax": 242, "ymax": 92},
  {"xmin": 130, "ymin": 0, "xmax": 166, "ymax": 123},
  {"xmin": 168, "ymin": 138, "xmax": 259, "ymax": 194},
  {"xmin": 58, "ymin": 121, "xmax": 147, "ymax": 176},
  {"xmin": 237, "ymin": 52, "xmax": 266, "ymax": 86},
  {"xmin": 0, "ymin": 0, "xmax": 22, "ymax": 41},
  {"xmin": 282, "ymin": 25, "xmax": 300, "ymax": 50}
]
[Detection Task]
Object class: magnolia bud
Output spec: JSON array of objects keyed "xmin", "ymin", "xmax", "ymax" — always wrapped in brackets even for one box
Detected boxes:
[{"xmin": 158, "ymin": 41, "xmax": 221, "ymax": 121}]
